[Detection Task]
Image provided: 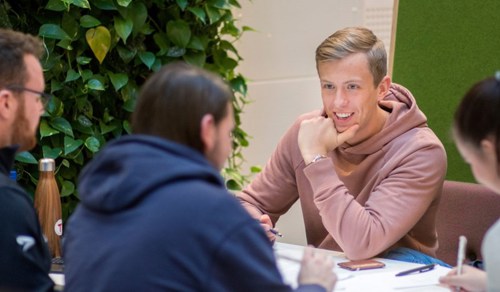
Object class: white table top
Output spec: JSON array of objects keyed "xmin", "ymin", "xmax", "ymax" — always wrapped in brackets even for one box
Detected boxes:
[{"xmin": 274, "ymin": 242, "xmax": 451, "ymax": 292}]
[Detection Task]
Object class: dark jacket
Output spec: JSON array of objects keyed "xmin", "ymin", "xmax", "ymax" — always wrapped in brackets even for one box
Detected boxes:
[
  {"xmin": 64, "ymin": 135, "xmax": 324, "ymax": 292},
  {"xmin": 0, "ymin": 146, "xmax": 53, "ymax": 292}
]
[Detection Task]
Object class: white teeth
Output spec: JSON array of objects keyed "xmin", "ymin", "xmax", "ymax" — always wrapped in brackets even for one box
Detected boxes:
[{"xmin": 335, "ymin": 113, "xmax": 353, "ymax": 119}]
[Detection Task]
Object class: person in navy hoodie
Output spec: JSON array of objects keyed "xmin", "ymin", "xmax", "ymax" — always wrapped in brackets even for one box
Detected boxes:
[
  {"xmin": 64, "ymin": 62, "xmax": 336, "ymax": 292},
  {"xmin": 0, "ymin": 28, "xmax": 54, "ymax": 291}
]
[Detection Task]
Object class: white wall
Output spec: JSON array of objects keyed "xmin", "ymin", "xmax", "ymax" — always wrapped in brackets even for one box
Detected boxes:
[{"xmin": 234, "ymin": 0, "xmax": 394, "ymax": 246}]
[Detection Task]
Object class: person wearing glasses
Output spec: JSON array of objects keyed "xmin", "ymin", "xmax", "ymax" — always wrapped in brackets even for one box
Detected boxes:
[{"xmin": 0, "ymin": 28, "xmax": 54, "ymax": 291}]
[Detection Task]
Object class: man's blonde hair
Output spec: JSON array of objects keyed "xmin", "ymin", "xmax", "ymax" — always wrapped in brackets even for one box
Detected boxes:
[{"xmin": 315, "ymin": 27, "xmax": 387, "ymax": 86}]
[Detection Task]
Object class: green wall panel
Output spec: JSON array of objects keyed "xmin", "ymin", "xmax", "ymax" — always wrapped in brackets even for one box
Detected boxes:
[{"xmin": 392, "ymin": 0, "xmax": 500, "ymax": 182}]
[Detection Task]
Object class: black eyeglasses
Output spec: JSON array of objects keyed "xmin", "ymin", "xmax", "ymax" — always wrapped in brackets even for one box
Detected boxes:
[{"xmin": 5, "ymin": 85, "xmax": 52, "ymax": 107}]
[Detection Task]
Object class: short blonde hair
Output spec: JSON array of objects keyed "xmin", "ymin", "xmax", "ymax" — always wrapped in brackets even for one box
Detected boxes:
[{"xmin": 315, "ymin": 27, "xmax": 387, "ymax": 86}]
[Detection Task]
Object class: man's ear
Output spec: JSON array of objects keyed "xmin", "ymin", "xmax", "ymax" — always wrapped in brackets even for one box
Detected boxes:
[
  {"xmin": 0, "ymin": 89, "xmax": 15, "ymax": 120},
  {"xmin": 200, "ymin": 114, "xmax": 216, "ymax": 154},
  {"xmin": 377, "ymin": 75, "xmax": 391, "ymax": 101}
]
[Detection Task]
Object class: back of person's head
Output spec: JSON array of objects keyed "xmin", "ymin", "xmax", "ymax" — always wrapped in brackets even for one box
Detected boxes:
[
  {"xmin": 453, "ymin": 73, "xmax": 500, "ymax": 163},
  {"xmin": 132, "ymin": 62, "xmax": 233, "ymax": 153},
  {"xmin": 315, "ymin": 26, "xmax": 387, "ymax": 86},
  {"xmin": 0, "ymin": 28, "xmax": 44, "ymax": 89}
]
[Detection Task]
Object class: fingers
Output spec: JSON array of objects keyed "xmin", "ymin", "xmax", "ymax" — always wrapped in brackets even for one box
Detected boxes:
[
  {"xmin": 259, "ymin": 214, "xmax": 276, "ymax": 242},
  {"xmin": 337, "ymin": 124, "xmax": 360, "ymax": 145},
  {"xmin": 298, "ymin": 246, "xmax": 337, "ymax": 291},
  {"xmin": 298, "ymin": 116, "xmax": 359, "ymax": 163},
  {"xmin": 259, "ymin": 214, "xmax": 272, "ymax": 226}
]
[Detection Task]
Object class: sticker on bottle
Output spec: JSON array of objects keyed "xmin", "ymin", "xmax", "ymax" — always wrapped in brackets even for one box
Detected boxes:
[{"xmin": 54, "ymin": 219, "xmax": 63, "ymax": 236}]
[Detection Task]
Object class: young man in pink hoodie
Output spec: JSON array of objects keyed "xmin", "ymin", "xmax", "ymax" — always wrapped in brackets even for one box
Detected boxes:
[{"xmin": 239, "ymin": 27, "xmax": 449, "ymax": 265}]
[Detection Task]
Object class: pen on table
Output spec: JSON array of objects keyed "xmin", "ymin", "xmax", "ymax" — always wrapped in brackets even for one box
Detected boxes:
[
  {"xmin": 395, "ymin": 263, "xmax": 436, "ymax": 277},
  {"xmin": 455, "ymin": 235, "xmax": 467, "ymax": 291},
  {"xmin": 269, "ymin": 228, "xmax": 283, "ymax": 238}
]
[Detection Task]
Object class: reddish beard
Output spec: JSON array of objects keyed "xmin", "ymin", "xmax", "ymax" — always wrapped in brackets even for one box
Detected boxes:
[{"xmin": 12, "ymin": 98, "xmax": 37, "ymax": 152}]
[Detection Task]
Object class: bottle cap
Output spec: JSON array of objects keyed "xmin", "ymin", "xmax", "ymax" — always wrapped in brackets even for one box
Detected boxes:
[
  {"xmin": 39, "ymin": 158, "xmax": 56, "ymax": 172},
  {"xmin": 9, "ymin": 170, "xmax": 17, "ymax": 181}
]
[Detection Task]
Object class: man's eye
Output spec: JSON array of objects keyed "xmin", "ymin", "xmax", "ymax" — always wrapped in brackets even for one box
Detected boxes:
[
  {"xmin": 323, "ymin": 84, "xmax": 334, "ymax": 89},
  {"xmin": 347, "ymin": 84, "xmax": 359, "ymax": 89}
]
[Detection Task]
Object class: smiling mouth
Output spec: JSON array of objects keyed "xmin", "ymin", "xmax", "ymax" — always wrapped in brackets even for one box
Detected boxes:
[{"xmin": 335, "ymin": 112, "xmax": 353, "ymax": 120}]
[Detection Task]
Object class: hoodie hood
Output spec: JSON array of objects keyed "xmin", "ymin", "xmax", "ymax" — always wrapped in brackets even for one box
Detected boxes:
[
  {"xmin": 77, "ymin": 135, "xmax": 224, "ymax": 213},
  {"xmin": 341, "ymin": 83, "xmax": 428, "ymax": 155}
]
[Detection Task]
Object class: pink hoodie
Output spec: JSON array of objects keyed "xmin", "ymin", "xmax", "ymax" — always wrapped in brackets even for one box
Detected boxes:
[{"xmin": 239, "ymin": 83, "xmax": 447, "ymax": 260}]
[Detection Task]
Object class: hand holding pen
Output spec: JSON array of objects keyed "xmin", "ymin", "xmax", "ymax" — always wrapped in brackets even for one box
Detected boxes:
[
  {"xmin": 439, "ymin": 235, "xmax": 487, "ymax": 291},
  {"xmin": 259, "ymin": 214, "xmax": 283, "ymax": 241}
]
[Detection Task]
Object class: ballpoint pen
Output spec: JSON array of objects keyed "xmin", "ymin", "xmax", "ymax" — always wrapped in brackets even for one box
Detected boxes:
[
  {"xmin": 395, "ymin": 263, "xmax": 436, "ymax": 277},
  {"xmin": 269, "ymin": 228, "xmax": 283, "ymax": 238},
  {"xmin": 455, "ymin": 235, "xmax": 467, "ymax": 292}
]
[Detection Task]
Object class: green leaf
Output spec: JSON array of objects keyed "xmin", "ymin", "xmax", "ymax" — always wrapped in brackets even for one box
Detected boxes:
[
  {"xmin": 15, "ymin": 151, "xmax": 38, "ymax": 164},
  {"xmin": 80, "ymin": 69, "xmax": 93, "ymax": 82},
  {"xmin": 167, "ymin": 20, "xmax": 191, "ymax": 48},
  {"xmin": 39, "ymin": 24, "xmax": 71, "ymax": 40},
  {"xmin": 68, "ymin": 0, "xmax": 90, "ymax": 9},
  {"xmin": 123, "ymin": 120, "xmax": 132, "ymax": 134},
  {"xmin": 222, "ymin": 22, "xmax": 239, "ymax": 37},
  {"xmin": 62, "ymin": 159, "xmax": 70, "ymax": 168},
  {"xmin": 122, "ymin": 95, "xmax": 136, "ymax": 112},
  {"xmin": 85, "ymin": 26, "xmax": 111, "ymax": 64},
  {"xmin": 250, "ymin": 166, "xmax": 262, "ymax": 173},
  {"xmin": 230, "ymin": 75, "xmax": 247, "ymax": 95},
  {"xmin": 187, "ymin": 7, "xmax": 206, "ymax": 24},
  {"xmin": 85, "ymin": 137, "xmax": 100, "ymax": 152},
  {"xmin": 92, "ymin": 0, "xmax": 116, "ymax": 10},
  {"xmin": 87, "ymin": 79, "xmax": 105, "ymax": 91},
  {"xmin": 138, "ymin": 51, "xmax": 155, "ymax": 69},
  {"xmin": 50, "ymin": 79, "xmax": 63, "ymax": 93},
  {"xmin": 220, "ymin": 40, "xmax": 238, "ymax": 55},
  {"xmin": 61, "ymin": 180, "xmax": 75, "ymax": 197},
  {"xmin": 208, "ymin": 0, "xmax": 232, "ymax": 10},
  {"xmin": 228, "ymin": 0, "xmax": 241, "ymax": 8},
  {"xmin": 114, "ymin": 16, "xmax": 133, "ymax": 44},
  {"xmin": 176, "ymin": 0, "xmax": 188, "ymax": 10},
  {"xmin": 76, "ymin": 56, "xmax": 92, "ymax": 65},
  {"xmin": 65, "ymin": 69, "xmax": 80, "ymax": 82},
  {"xmin": 45, "ymin": 0, "xmax": 67, "ymax": 11},
  {"xmin": 183, "ymin": 51, "xmax": 206, "ymax": 67},
  {"xmin": 225, "ymin": 179, "xmax": 241, "ymax": 191},
  {"xmin": 187, "ymin": 35, "xmax": 206, "ymax": 51},
  {"xmin": 42, "ymin": 145, "xmax": 62, "ymax": 159},
  {"xmin": 64, "ymin": 136, "xmax": 83, "ymax": 155},
  {"xmin": 77, "ymin": 114, "xmax": 93, "ymax": 128},
  {"xmin": 167, "ymin": 46, "xmax": 186, "ymax": 58},
  {"xmin": 108, "ymin": 72, "xmax": 128, "ymax": 91},
  {"xmin": 116, "ymin": 0, "xmax": 132, "ymax": 7},
  {"xmin": 99, "ymin": 120, "xmax": 118, "ymax": 134},
  {"xmin": 56, "ymin": 39, "xmax": 73, "ymax": 50},
  {"xmin": 50, "ymin": 117, "xmax": 74, "ymax": 137},
  {"xmin": 153, "ymin": 33, "xmax": 169, "ymax": 56},
  {"xmin": 117, "ymin": 46, "xmax": 136, "ymax": 63},
  {"xmin": 39, "ymin": 119, "xmax": 60, "ymax": 138},
  {"xmin": 205, "ymin": 5, "xmax": 222, "ymax": 24},
  {"xmin": 80, "ymin": 15, "xmax": 101, "ymax": 28},
  {"xmin": 129, "ymin": 2, "xmax": 148, "ymax": 36}
]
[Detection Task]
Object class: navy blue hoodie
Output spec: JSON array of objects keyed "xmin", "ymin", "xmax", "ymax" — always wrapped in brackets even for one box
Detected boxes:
[
  {"xmin": 0, "ymin": 146, "xmax": 53, "ymax": 291},
  {"xmin": 64, "ymin": 135, "xmax": 324, "ymax": 292}
]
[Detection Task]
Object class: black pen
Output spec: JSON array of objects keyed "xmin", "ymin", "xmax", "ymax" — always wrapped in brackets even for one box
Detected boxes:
[{"xmin": 395, "ymin": 263, "xmax": 436, "ymax": 277}]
